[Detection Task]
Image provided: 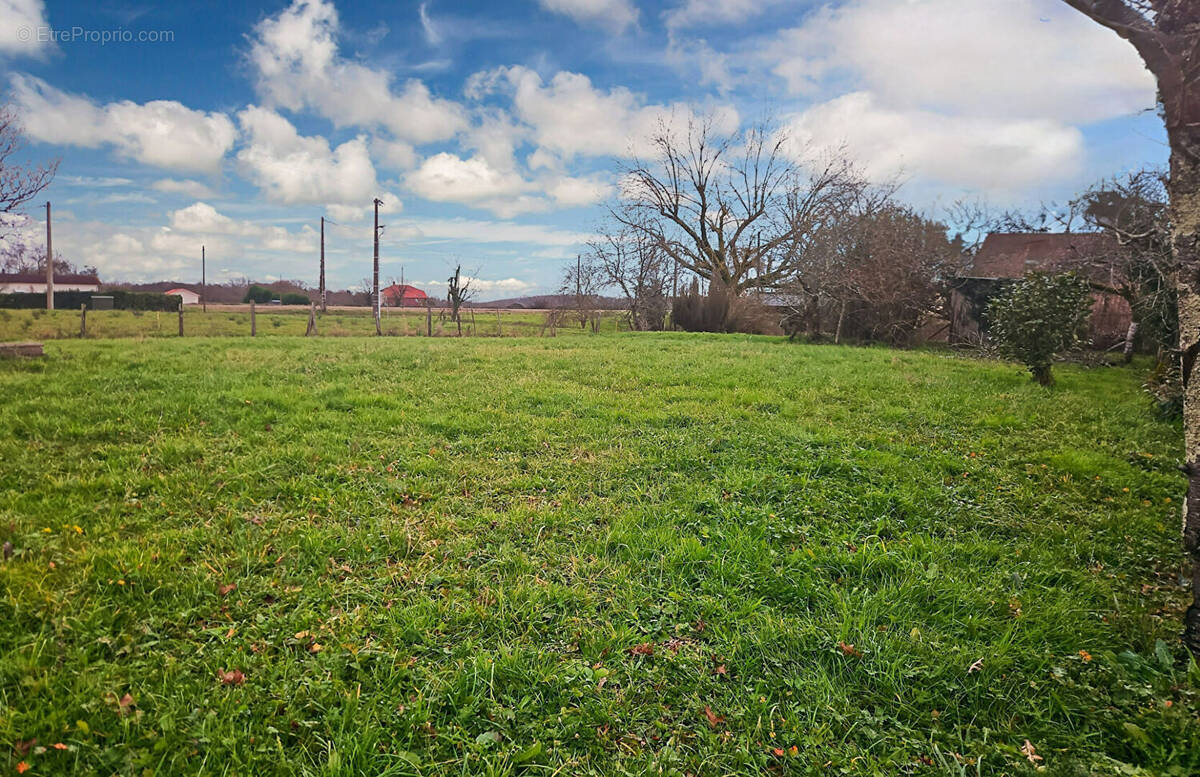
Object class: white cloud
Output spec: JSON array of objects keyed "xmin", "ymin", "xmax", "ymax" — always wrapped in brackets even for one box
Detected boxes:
[
  {"xmin": 167, "ymin": 201, "xmax": 319, "ymax": 253},
  {"xmin": 538, "ymin": 0, "xmax": 638, "ymax": 32},
  {"xmin": 664, "ymin": 0, "xmax": 778, "ymax": 30},
  {"xmin": 326, "ymin": 191, "xmax": 402, "ymax": 223},
  {"xmin": 784, "ymin": 92, "xmax": 1084, "ymax": 192},
  {"xmin": 407, "ymin": 152, "xmax": 538, "ymax": 216},
  {"xmin": 768, "ymin": 0, "xmax": 1154, "ymax": 124},
  {"xmin": 388, "ymin": 217, "xmax": 592, "ymax": 246},
  {"xmin": 424, "ymin": 275, "xmax": 535, "ymax": 294},
  {"xmin": 0, "ymin": 0, "xmax": 51, "ymax": 57},
  {"xmin": 545, "ymin": 175, "xmax": 611, "ymax": 207},
  {"xmin": 418, "ymin": 2, "xmax": 441, "ymax": 44},
  {"xmin": 248, "ymin": 0, "xmax": 466, "ymax": 144},
  {"xmin": 152, "ymin": 179, "xmax": 217, "ymax": 198},
  {"xmin": 236, "ymin": 105, "xmax": 391, "ymax": 211},
  {"xmin": 467, "ymin": 65, "xmax": 738, "ymax": 162},
  {"xmin": 9, "ymin": 74, "xmax": 235, "ymax": 172}
]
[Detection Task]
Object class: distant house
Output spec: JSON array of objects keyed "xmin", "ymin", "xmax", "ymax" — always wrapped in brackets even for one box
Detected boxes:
[
  {"xmin": 949, "ymin": 233, "xmax": 1132, "ymax": 348},
  {"xmin": 0, "ymin": 272, "xmax": 102, "ymax": 294},
  {"xmin": 165, "ymin": 287, "xmax": 202, "ymax": 305},
  {"xmin": 381, "ymin": 284, "xmax": 429, "ymax": 307}
]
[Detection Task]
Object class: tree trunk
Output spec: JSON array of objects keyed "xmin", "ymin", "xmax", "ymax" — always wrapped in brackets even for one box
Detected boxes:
[
  {"xmin": 1173, "ymin": 131, "xmax": 1200, "ymax": 655},
  {"xmin": 1123, "ymin": 321, "xmax": 1139, "ymax": 363}
]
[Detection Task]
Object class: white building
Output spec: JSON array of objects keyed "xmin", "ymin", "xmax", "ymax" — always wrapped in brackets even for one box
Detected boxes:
[
  {"xmin": 166, "ymin": 288, "xmax": 202, "ymax": 305},
  {"xmin": 0, "ymin": 272, "xmax": 101, "ymax": 294}
]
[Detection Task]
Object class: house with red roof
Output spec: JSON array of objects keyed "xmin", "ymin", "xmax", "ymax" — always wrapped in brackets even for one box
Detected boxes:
[
  {"xmin": 381, "ymin": 284, "xmax": 429, "ymax": 307},
  {"xmin": 949, "ymin": 232, "xmax": 1132, "ymax": 347}
]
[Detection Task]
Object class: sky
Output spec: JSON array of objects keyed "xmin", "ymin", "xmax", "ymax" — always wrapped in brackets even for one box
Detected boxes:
[{"xmin": 0, "ymin": 0, "xmax": 1169, "ymax": 298}]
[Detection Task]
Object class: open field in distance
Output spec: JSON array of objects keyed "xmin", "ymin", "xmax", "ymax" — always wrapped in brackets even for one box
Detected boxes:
[{"xmin": 0, "ymin": 307, "xmax": 624, "ymax": 341}]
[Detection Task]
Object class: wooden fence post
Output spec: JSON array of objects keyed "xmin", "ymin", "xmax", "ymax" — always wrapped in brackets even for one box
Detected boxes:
[
  {"xmin": 306, "ymin": 303, "xmax": 317, "ymax": 336},
  {"xmin": 178, "ymin": 302, "xmax": 184, "ymax": 336},
  {"xmin": 426, "ymin": 302, "xmax": 433, "ymax": 337},
  {"xmin": 497, "ymin": 310, "xmax": 502, "ymax": 337},
  {"xmin": 79, "ymin": 303, "xmax": 86, "ymax": 338},
  {"xmin": 250, "ymin": 300, "xmax": 256, "ymax": 336}
]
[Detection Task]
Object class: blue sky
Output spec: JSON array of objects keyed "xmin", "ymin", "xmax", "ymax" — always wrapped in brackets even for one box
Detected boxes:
[{"xmin": 0, "ymin": 0, "xmax": 1168, "ymax": 298}]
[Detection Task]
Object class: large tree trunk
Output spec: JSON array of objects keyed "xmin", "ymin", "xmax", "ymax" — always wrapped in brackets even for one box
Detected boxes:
[
  {"xmin": 1058, "ymin": 0, "xmax": 1200, "ymax": 655},
  {"xmin": 1173, "ymin": 128, "xmax": 1200, "ymax": 654}
]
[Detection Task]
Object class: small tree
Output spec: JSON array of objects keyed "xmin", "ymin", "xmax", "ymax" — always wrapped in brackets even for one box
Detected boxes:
[
  {"xmin": 446, "ymin": 265, "xmax": 475, "ymax": 335},
  {"xmin": 243, "ymin": 285, "xmax": 273, "ymax": 304},
  {"xmin": 988, "ymin": 272, "xmax": 1093, "ymax": 386}
]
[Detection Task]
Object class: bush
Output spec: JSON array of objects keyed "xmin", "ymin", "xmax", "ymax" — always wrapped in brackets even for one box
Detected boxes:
[
  {"xmin": 280, "ymin": 292, "xmax": 311, "ymax": 306},
  {"xmin": 671, "ymin": 282, "xmax": 779, "ymax": 334},
  {"xmin": 0, "ymin": 291, "xmax": 179, "ymax": 311},
  {"xmin": 244, "ymin": 285, "xmax": 273, "ymax": 304},
  {"xmin": 987, "ymin": 271, "xmax": 1093, "ymax": 385}
]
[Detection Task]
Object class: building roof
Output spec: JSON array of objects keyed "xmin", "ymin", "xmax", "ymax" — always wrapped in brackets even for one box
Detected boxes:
[
  {"xmin": 0, "ymin": 272, "xmax": 102, "ymax": 285},
  {"xmin": 165, "ymin": 288, "xmax": 198, "ymax": 295},
  {"xmin": 966, "ymin": 233, "xmax": 1123, "ymax": 280},
  {"xmin": 382, "ymin": 284, "xmax": 427, "ymax": 297}
]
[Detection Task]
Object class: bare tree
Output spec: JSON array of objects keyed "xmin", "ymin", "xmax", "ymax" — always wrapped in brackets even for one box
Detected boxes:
[
  {"xmin": 446, "ymin": 264, "xmax": 476, "ymax": 335},
  {"xmin": 559, "ymin": 253, "xmax": 604, "ymax": 330},
  {"xmin": 0, "ymin": 105, "xmax": 58, "ymax": 240},
  {"xmin": 618, "ymin": 117, "xmax": 868, "ymax": 311},
  {"xmin": 1070, "ymin": 169, "xmax": 1176, "ymax": 362},
  {"xmin": 584, "ymin": 214, "xmax": 671, "ymax": 331},
  {"xmin": 782, "ymin": 200, "xmax": 956, "ymax": 344},
  {"xmin": 1059, "ymin": 0, "xmax": 1200, "ymax": 654}
]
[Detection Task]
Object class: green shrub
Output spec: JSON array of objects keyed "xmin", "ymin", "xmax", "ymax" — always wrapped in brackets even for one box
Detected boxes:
[
  {"xmin": 244, "ymin": 285, "xmax": 273, "ymax": 304},
  {"xmin": 987, "ymin": 271, "xmax": 1093, "ymax": 385},
  {"xmin": 280, "ymin": 292, "xmax": 310, "ymax": 306},
  {"xmin": 0, "ymin": 291, "xmax": 178, "ymax": 311}
]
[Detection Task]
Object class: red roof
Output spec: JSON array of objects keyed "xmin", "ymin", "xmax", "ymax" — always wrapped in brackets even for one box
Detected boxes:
[
  {"xmin": 382, "ymin": 284, "xmax": 428, "ymax": 303},
  {"xmin": 165, "ymin": 288, "xmax": 197, "ymax": 295},
  {"xmin": 967, "ymin": 233, "xmax": 1123, "ymax": 279},
  {"xmin": 0, "ymin": 272, "xmax": 101, "ymax": 285}
]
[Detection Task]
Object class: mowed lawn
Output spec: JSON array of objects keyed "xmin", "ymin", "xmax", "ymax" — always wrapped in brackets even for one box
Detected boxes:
[{"xmin": 1, "ymin": 334, "xmax": 1197, "ymax": 776}]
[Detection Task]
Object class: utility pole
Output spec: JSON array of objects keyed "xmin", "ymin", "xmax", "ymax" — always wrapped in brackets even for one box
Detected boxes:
[
  {"xmin": 45, "ymin": 201, "xmax": 53, "ymax": 310},
  {"xmin": 319, "ymin": 216, "xmax": 327, "ymax": 314},
  {"xmin": 201, "ymin": 245, "xmax": 207, "ymax": 313},
  {"xmin": 373, "ymin": 197, "xmax": 383, "ymax": 335}
]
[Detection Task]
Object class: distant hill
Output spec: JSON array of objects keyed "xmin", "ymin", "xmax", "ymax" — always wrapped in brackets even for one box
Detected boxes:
[{"xmin": 472, "ymin": 294, "xmax": 626, "ymax": 310}]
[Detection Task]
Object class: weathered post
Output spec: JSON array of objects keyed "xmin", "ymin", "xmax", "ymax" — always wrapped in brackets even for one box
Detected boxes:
[
  {"xmin": 426, "ymin": 301, "xmax": 432, "ymax": 337},
  {"xmin": 497, "ymin": 310, "xmax": 502, "ymax": 337},
  {"xmin": 373, "ymin": 197, "xmax": 382, "ymax": 336},
  {"xmin": 250, "ymin": 300, "xmax": 256, "ymax": 336},
  {"xmin": 45, "ymin": 201, "xmax": 54, "ymax": 311},
  {"xmin": 319, "ymin": 216, "xmax": 327, "ymax": 314},
  {"xmin": 79, "ymin": 303, "xmax": 86, "ymax": 337},
  {"xmin": 306, "ymin": 303, "xmax": 317, "ymax": 336},
  {"xmin": 178, "ymin": 301, "xmax": 184, "ymax": 336}
]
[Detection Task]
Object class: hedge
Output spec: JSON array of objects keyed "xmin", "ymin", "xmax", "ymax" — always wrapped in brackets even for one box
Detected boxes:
[{"xmin": 0, "ymin": 291, "xmax": 182, "ymax": 311}]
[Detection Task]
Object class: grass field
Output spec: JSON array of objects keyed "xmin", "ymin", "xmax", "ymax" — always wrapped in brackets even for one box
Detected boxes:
[
  {"xmin": 1, "ymin": 334, "xmax": 1197, "ymax": 776},
  {"xmin": 0, "ymin": 307, "xmax": 621, "ymax": 341}
]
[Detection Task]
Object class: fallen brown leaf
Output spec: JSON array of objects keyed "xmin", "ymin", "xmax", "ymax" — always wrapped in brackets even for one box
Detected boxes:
[
  {"xmin": 217, "ymin": 668, "xmax": 245, "ymax": 686},
  {"xmin": 628, "ymin": 643, "xmax": 654, "ymax": 657},
  {"xmin": 838, "ymin": 641, "xmax": 862, "ymax": 658},
  {"xmin": 218, "ymin": 583, "xmax": 236, "ymax": 596},
  {"xmin": 1021, "ymin": 739, "xmax": 1043, "ymax": 764},
  {"xmin": 703, "ymin": 706, "xmax": 724, "ymax": 729}
]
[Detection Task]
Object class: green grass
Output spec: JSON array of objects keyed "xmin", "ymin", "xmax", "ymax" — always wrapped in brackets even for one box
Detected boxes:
[
  {"xmin": 0, "ymin": 307, "xmax": 621, "ymax": 341},
  {"xmin": 1, "ymin": 334, "xmax": 1196, "ymax": 776}
]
